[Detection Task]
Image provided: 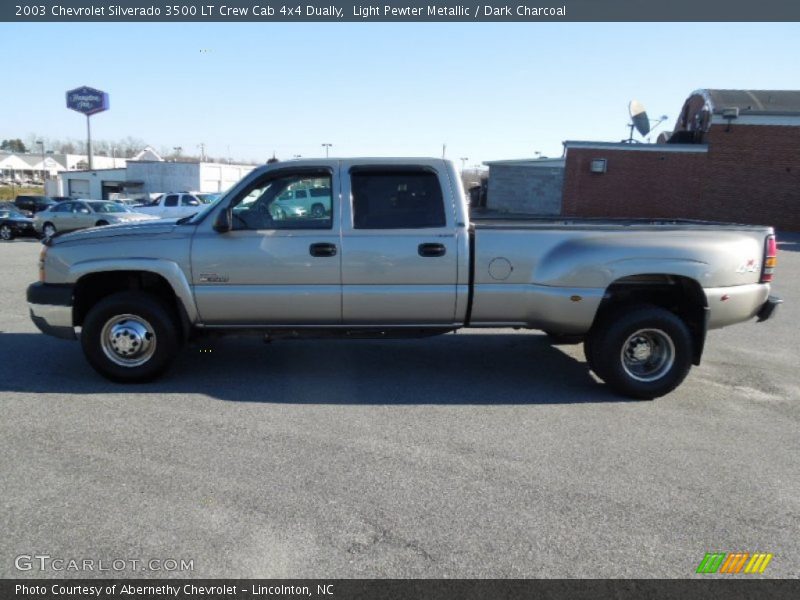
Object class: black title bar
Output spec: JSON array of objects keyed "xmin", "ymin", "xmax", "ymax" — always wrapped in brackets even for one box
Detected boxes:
[
  {"xmin": 3, "ymin": 579, "xmax": 800, "ymax": 600},
  {"xmin": 4, "ymin": 0, "xmax": 800, "ymax": 22}
]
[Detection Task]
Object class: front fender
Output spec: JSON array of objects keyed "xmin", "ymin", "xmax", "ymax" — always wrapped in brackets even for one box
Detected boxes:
[{"xmin": 69, "ymin": 258, "xmax": 198, "ymax": 323}]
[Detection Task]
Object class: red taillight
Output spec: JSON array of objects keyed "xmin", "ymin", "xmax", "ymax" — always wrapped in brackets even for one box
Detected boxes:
[{"xmin": 761, "ymin": 235, "xmax": 777, "ymax": 283}]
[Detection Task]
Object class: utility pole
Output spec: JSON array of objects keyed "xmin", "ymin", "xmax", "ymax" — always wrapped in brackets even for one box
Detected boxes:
[
  {"xmin": 442, "ymin": 143, "xmax": 446, "ymax": 158},
  {"xmin": 321, "ymin": 143, "xmax": 332, "ymax": 158},
  {"xmin": 198, "ymin": 143, "xmax": 206, "ymax": 162},
  {"xmin": 36, "ymin": 140, "xmax": 45, "ymax": 183},
  {"xmin": 460, "ymin": 157, "xmax": 468, "ymax": 172},
  {"xmin": 173, "ymin": 146, "xmax": 183, "ymax": 161}
]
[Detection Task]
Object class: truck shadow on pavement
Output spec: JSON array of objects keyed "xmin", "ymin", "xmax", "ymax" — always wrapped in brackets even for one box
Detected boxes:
[
  {"xmin": 777, "ymin": 231, "xmax": 800, "ymax": 252},
  {"xmin": 0, "ymin": 332, "xmax": 629, "ymax": 404}
]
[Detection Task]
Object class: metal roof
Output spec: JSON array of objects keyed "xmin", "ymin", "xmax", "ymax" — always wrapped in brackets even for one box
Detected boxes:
[
  {"xmin": 483, "ymin": 158, "xmax": 565, "ymax": 167},
  {"xmin": 696, "ymin": 89, "xmax": 800, "ymax": 115},
  {"xmin": 564, "ymin": 141, "xmax": 708, "ymax": 153}
]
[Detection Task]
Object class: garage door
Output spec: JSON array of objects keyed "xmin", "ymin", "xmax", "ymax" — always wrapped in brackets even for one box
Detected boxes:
[{"xmin": 68, "ymin": 179, "xmax": 90, "ymax": 198}]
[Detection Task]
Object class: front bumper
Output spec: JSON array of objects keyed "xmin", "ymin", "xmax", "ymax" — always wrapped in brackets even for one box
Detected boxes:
[
  {"xmin": 27, "ymin": 282, "xmax": 76, "ymax": 340},
  {"xmin": 757, "ymin": 295, "xmax": 782, "ymax": 322}
]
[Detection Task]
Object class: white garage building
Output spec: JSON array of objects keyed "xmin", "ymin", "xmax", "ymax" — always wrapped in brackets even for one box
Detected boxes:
[{"xmin": 56, "ymin": 160, "xmax": 256, "ymax": 201}]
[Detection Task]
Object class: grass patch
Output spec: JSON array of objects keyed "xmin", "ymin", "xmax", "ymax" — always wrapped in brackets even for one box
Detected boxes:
[{"xmin": 0, "ymin": 185, "xmax": 45, "ymax": 201}]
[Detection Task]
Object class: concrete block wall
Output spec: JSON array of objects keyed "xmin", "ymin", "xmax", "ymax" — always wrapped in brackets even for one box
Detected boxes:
[{"xmin": 487, "ymin": 165, "xmax": 564, "ymax": 215}]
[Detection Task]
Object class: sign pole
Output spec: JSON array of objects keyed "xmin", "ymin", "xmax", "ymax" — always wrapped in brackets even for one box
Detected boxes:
[
  {"xmin": 86, "ymin": 114, "xmax": 93, "ymax": 170},
  {"xmin": 66, "ymin": 85, "xmax": 109, "ymax": 171}
]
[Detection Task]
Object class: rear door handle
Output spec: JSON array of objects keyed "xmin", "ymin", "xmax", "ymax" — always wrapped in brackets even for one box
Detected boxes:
[
  {"xmin": 309, "ymin": 242, "xmax": 337, "ymax": 257},
  {"xmin": 418, "ymin": 243, "xmax": 446, "ymax": 258}
]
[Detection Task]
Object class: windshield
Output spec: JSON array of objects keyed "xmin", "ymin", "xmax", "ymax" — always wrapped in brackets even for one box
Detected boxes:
[{"xmin": 90, "ymin": 202, "xmax": 129, "ymax": 213}]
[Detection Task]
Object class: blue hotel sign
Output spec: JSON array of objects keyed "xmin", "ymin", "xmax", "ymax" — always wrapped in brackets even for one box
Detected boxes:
[{"xmin": 66, "ymin": 86, "xmax": 109, "ymax": 116}]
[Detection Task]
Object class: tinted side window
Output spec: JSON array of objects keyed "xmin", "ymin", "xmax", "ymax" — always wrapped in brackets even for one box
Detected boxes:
[
  {"xmin": 53, "ymin": 203, "xmax": 72, "ymax": 213},
  {"xmin": 164, "ymin": 194, "xmax": 179, "ymax": 207},
  {"xmin": 351, "ymin": 171, "xmax": 446, "ymax": 229}
]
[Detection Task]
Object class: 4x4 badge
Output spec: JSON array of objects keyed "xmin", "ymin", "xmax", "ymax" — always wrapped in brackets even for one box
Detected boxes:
[{"xmin": 198, "ymin": 273, "xmax": 229, "ymax": 283}]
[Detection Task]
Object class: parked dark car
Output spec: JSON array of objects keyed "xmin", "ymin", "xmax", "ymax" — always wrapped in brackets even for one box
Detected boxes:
[
  {"xmin": 51, "ymin": 196, "xmax": 72, "ymax": 203},
  {"xmin": 14, "ymin": 195, "xmax": 57, "ymax": 217},
  {"xmin": 0, "ymin": 207, "xmax": 38, "ymax": 240}
]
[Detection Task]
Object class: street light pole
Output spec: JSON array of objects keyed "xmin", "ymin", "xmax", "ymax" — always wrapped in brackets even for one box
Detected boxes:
[
  {"xmin": 460, "ymin": 157, "xmax": 468, "ymax": 173},
  {"xmin": 321, "ymin": 143, "xmax": 332, "ymax": 158}
]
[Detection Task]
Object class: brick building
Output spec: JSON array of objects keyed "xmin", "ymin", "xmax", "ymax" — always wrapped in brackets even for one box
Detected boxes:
[{"xmin": 562, "ymin": 89, "xmax": 800, "ymax": 231}]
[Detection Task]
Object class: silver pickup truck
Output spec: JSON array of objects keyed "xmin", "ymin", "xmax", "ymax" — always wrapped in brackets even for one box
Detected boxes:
[{"xmin": 27, "ymin": 158, "xmax": 781, "ymax": 398}]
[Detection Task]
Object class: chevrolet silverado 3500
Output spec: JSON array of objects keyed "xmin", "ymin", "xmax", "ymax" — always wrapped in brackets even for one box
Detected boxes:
[{"xmin": 27, "ymin": 158, "xmax": 781, "ymax": 398}]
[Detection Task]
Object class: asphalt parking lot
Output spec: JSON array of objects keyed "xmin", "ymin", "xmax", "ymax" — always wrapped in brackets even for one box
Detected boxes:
[{"xmin": 1, "ymin": 235, "xmax": 798, "ymax": 579}]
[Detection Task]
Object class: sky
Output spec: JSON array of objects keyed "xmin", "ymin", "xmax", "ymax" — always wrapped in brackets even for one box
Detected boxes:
[{"xmin": 2, "ymin": 22, "xmax": 799, "ymax": 166}]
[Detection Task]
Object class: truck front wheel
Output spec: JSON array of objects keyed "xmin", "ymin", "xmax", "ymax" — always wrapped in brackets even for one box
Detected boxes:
[
  {"xmin": 80, "ymin": 291, "xmax": 179, "ymax": 382},
  {"xmin": 587, "ymin": 305, "xmax": 693, "ymax": 399}
]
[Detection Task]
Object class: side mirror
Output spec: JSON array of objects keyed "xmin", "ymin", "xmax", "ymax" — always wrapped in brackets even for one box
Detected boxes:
[{"xmin": 213, "ymin": 208, "xmax": 232, "ymax": 233}]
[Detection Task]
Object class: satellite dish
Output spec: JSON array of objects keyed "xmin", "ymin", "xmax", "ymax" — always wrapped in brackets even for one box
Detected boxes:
[{"xmin": 629, "ymin": 100, "xmax": 651, "ymax": 137}]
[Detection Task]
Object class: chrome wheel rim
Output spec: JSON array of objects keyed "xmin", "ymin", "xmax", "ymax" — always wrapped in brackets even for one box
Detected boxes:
[
  {"xmin": 43, "ymin": 224, "xmax": 55, "ymax": 238},
  {"xmin": 100, "ymin": 314, "xmax": 157, "ymax": 367},
  {"xmin": 0, "ymin": 226, "xmax": 10, "ymax": 240},
  {"xmin": 620, "ymin": 328, "xmax": 675, "ymax": 382}
]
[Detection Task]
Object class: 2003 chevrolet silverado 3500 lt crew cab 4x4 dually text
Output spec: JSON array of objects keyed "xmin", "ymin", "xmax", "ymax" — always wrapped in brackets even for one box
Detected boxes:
[{"xmin": 27, "ymin": 158, "xmax": 782, "ymax": 399}]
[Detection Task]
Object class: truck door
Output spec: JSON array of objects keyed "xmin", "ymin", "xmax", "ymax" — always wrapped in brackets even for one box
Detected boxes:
[
  {"xmin": 340, "ymin": 164, "xmax": 459, "ymax": 325},
  {"xmin": 190, "ymin": 165, "xmax": 341, "ymax": 325},
  {"xmin": 162, "ymin": 194, "xmax": 180, "ymax": 218}
]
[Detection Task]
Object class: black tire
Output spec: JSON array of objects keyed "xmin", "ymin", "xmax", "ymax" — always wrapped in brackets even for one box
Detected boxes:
[
  {"xmin": 0, "ymin": 224, "xmax": 13, "ymax": 241},
  {"xmin": 587, "ymin": 304, "xmax": 693, "ymax": 399},
  {"xmin": 80, "ymin": 291, "xmax": 179, "ymax": 382},
  {"xmin": 311, "ymin": 203, "xmax": 325, "ymax": 218},
  {"xmin": 95, "ymin": 220, "xmax": 109, "ymax": 226},
  {"xmin": 42, "ymin": 222, "xmax": 56, "ymax": 239}
]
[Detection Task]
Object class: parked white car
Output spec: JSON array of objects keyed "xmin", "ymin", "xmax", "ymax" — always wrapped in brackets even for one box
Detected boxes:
[{"xmin": 134, "ymin": 193, "xmax": 204, "ymax": 219}]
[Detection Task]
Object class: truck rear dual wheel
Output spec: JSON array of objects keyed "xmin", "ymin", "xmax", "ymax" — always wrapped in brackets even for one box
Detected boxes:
[
  {"xmin": 81, "ymin": 291, "xmax": 180, "ymax": 382},
  {"xmin": 586, "ymin": 305, "xmax": 693, "ymax": 399}
]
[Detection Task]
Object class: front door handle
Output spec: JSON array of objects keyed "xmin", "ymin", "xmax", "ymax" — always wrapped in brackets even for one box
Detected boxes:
[
  {"xmin": 418, "ymin": 243, "xmax": 446, "ymax": 258},
  {"xmin": 309, "ymin": 242, "xmax": 337, "ymax": 257}
]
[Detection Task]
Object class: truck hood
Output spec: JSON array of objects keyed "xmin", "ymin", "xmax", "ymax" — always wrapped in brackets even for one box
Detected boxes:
[{"xmin": 52, "ymin": 219, "xmax": 181, "ymax": 244}]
